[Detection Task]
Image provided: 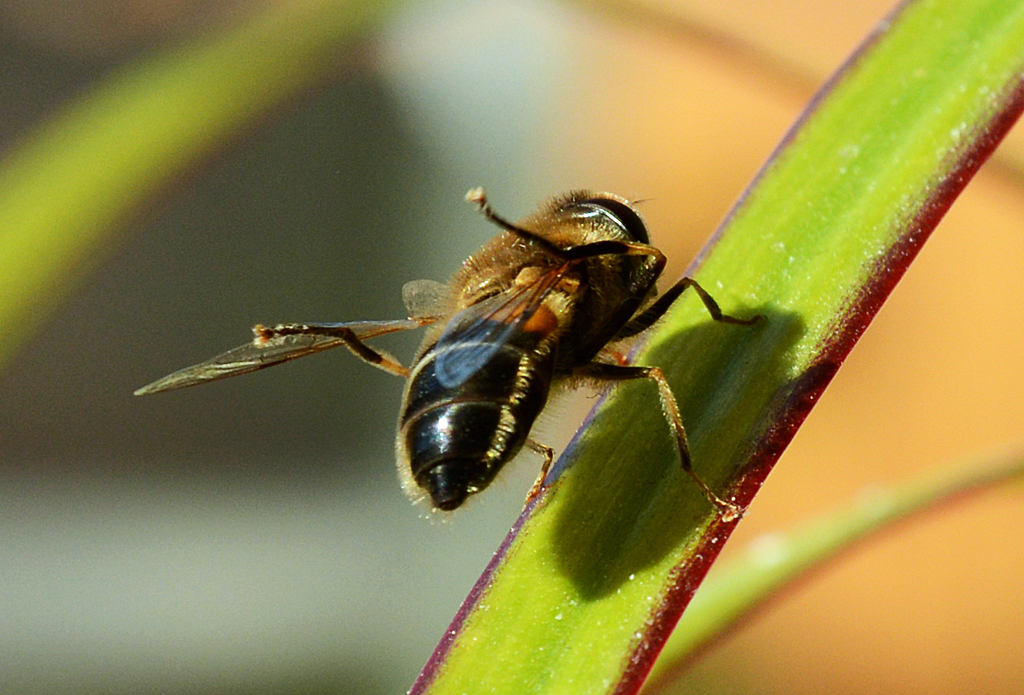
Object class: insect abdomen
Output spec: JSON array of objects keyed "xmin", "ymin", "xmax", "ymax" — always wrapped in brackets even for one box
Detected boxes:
[{"xmin": 398, "ymin": 338, "xmax": 554, "ymax": 511}]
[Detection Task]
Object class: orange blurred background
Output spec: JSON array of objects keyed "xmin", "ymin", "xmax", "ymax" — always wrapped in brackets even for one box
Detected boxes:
[{"xmin": 0, "ymin": 1, "xmax": 1021, "ymax": 694}]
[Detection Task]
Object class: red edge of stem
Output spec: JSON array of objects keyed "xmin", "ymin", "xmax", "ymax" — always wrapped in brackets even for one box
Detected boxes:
[{"xmin": 411, "ymin": 1, "xmax": 1024, "ymax": 691}]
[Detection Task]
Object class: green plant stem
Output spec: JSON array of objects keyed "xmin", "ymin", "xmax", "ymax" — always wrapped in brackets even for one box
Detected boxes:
[{"xmin": 412, "ymin": 0, "xmax": 1024, "ymax": 693}]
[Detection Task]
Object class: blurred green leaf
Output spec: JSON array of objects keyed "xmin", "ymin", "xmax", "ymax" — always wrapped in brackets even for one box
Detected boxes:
[{"xmin": 0, "ymin": 0, "xmax": 401, "ymax": 369}]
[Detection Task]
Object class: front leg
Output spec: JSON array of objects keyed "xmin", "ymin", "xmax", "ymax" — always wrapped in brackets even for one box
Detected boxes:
[{"xmin": 617, "ymin": 277, "xmax": 762, "ymax": 339}]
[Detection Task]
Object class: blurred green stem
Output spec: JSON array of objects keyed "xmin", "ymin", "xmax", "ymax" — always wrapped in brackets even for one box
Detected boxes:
[
  {"xmin": 644, "ymin": 448, "xmax": 1024, "ymax": 693},
  {"xmin": 0, "ymin": 0, "xmax": 401, "ymax": 370}
]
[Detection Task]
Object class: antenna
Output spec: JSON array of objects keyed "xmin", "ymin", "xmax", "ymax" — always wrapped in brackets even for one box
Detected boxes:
[
  {"xmin": 464, "ymin": 187, "xmax": 533, "ymax": 235},
  {"xmin": 464, "ymin": 187, "xmax": 567, "ymax": 258}
]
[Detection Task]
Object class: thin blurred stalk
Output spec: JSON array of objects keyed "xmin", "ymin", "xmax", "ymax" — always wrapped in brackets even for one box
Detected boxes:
[
  {"xmin": 642, "ymin": 448, "xmax": 1024, "ymax": 693},
  {"xmin": 0, "ymin": 0, "xmax": 402, "ymax": 370}
]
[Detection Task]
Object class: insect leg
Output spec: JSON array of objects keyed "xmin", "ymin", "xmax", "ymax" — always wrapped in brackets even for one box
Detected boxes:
[
  {"xmin": 258, "ymin": 323, "xmax": 411, "ymax": 377},
  {"xmin": 522, "ymin": 439, "xmax": 555, "ymax": 507},
  {"xmin": 575, "ymin": 361, "xmax": 742, "ymax": 520},
  {"xmin": 617, "ymin": 277, "xmax": 763, "ymax": 339}
]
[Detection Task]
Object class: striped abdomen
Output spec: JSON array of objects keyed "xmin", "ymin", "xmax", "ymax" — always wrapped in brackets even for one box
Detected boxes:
[{"xmin": 397, "ymin": 328, "xmax": 556, "ymax": 511}]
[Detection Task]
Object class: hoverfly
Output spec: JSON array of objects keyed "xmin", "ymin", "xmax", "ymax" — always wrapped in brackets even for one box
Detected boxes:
[{"xmin": 136, "ymin": 188, "xmax": 760, "ymax": 514}]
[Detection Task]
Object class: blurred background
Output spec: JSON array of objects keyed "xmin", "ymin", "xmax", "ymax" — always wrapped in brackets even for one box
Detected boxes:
[{"xmin": 0, "ymin": 0, "xmax": 1022, "ymax": 693}]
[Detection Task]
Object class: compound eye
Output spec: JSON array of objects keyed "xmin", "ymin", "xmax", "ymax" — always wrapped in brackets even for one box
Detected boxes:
[{"xmin": 575, "ymin": 196, "xmax": 650, "ymax": 244}]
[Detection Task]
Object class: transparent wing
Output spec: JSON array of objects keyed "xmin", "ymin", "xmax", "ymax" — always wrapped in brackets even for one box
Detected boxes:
[
  {"xmin": 402, "ymin": 279, "xmax": 452, "ymax": 319},
  {"xmin": 434, "ymin": 264, "xmax": 569, "ymax": 389},
  {"xmin": 135, "ymin": 318, "xmax": 426, "ymax": 396}
]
